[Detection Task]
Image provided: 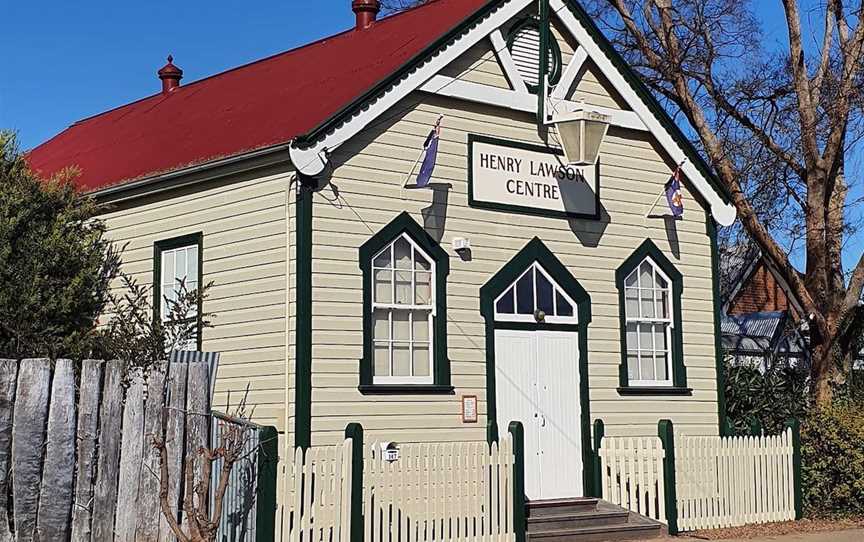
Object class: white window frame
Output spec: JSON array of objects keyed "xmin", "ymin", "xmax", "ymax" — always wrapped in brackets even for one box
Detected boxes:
[
  {"xmin": 158, "ymin": 241, "xmax": 200, "ymax": 352},
  {"xmin": 493, "ymin": 263, "xmax": 579, "ymax": 324},
  {"xmin": 624, "ymin": 257, "xmax": 674, "ymax": 387},
  {"xmin": 371, "ymin": 233, "xmax": 435, "ymax": 385}
]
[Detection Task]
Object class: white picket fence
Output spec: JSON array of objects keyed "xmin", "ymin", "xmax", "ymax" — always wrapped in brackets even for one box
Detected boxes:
[
  {"xmin": 676, "ymin": 430, "xmax": 796, "ymax": 531},
  {"xmin": 364, "ymin": 438, "xmax": 515, "ymax": 542},
  {"xmin": 597, "ymin": 436, "xmax": 666, "ymax": 523},
  {"xmin": 286, "ymin": 439, "xmax": 353, "ymax": 542}
]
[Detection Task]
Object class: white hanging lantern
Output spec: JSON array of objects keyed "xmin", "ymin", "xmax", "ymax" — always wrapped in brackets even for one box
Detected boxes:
[{"xmin": 553, "ymin": 108, "xmax": 611, "ymax": 166}]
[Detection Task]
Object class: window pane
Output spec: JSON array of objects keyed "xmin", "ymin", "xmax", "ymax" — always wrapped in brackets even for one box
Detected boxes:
[
  {"xmin": 373, "ymin": 246, "xmax": 392, "ymax": 268},
  {"xmin": 640, "ymin": 289, "xmax": 656, "ymax": 318},
  {"xmin": 394, "ymin": 237, "xmax": 412, "ymax": 269},
  {"xmin": 415, "ymin": 250, "xmax": 431, "ymax": 272},
  {"xmin": 536, "ymin": 271, "xmax": 554, "ymax": 315},
  {"xmin": 640, "ymin": 353, "xmax": 656, "ymax": 381},
  {"xmin": 162, "ymin": 251, "xmax": 175, "ymax": 286},
  {"xmin": 659, "ymin": 289, "xmax": 669, "ymax": 319},
  {"xmin": 374, "ymin": 269, "xmax": 392, "ymax": 303},
  {"xmin": 626, "ymin": 323, "xmax": 637, "ymax": 350},
  {"xmin": 415, "ymin": 271, "xmax": 432, "ymax": 305},
  {"xmin": 625, "ymin": 288, "xmax": 639, "ymax": 317},
  {"xmin": 392, "ymin": 310, "xmax": 410, "ymax": 340},
  {"xmin": 497, "ymin": 288, "xmax": 515, "ymax": 314},
  {"xmin": 516, "ymin": 269, "xmax": 534, "ymax": 315},
  {"xmin": 187, "ymin": 247, "xmax": 198, "ymax": 285},
  {"xmin": 656, "ymin": 273, "xmax": 668, "ymax": 290},
  {"xmin": 393, "ymin": 344, "xmax": 411, "ymax": 376},
  {"xmin": 625, "ymin": 269, "xmax": 638, "ymax": 288},
  {"xmin": 394, "ymin": 271, "xmax": 412, "ymax": 304},
  {"xmin": 654, "ymin": 324, "xmax": 668, "ymax": 351},
  {"xmin": 373, "ymin": 309, "xmax": 389, "ymax": 340},
  {"xmin": 412, "ymin": 310, "xmax": 429, "ymax": 342},
  {"xmin": 639, "ymin": 261, "xmax": 653, "ymax": 287},
  {"xmin": 555, "ymin": 291, "xmax": 573, "ymax": 317},
  {"xmin": 639, "ymin": 324, "xmax": 653, "ymax": 352},
  {"xmin": 374, "ymin": 343, "xmax": 390, "ymax": 376},
  {"xmin": 655, "ymin": 351, "xmax": 669, "ymax": 381},
  {"xmin": 413, "ymin": 344, "xmax": 430, "ymax": 377},
  {"xmin": 175, "ymin": 248, "xmax": 187, "ymax": 282},
  {"xmin": 627, "ymin": 353, "xmax": 639, "ymax": 380}
]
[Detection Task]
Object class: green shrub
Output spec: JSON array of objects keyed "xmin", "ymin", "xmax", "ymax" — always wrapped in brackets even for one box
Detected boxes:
[
  {"xmin": 801, "ymin": 401, "xmax": 864, "ymax": 518},
  {"xmin": 724, "ymin": 359, "xmax": 808, "ymax": 435}
]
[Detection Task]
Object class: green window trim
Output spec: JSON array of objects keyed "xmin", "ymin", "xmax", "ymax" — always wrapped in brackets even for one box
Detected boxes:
[
  {"xmin": 358, "ymin": 212, "xmax": 452, "ymax": 394},
  {"xmin": 615, "ymin": 238, "xmax": 687, "ymax": 390},
  {"xmin": 479, "ymin": 237, "xmax": 594, "ymax": 496},
  {"xmin": 153, "ymin": 232, "xmax": 204, "ymax": 352}
]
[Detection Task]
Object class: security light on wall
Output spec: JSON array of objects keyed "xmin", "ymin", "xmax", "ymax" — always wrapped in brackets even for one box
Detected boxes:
[{"xmin": 550, "ymin": 107, "xmax": 611, "ymax": 166}]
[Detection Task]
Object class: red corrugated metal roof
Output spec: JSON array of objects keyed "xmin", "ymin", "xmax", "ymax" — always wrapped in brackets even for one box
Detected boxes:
[{"xmin": 27, "ymin": 0, "xmax": 491, "ymax": 192}]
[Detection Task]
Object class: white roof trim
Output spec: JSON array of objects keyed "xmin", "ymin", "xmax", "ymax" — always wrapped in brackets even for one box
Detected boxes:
[
  {"xmin": 549, "ymin": 0, "xmax": 735, "ymax": 225},
  {"xmin": 551, "ymin": 46, "xmax": 587, "ymax": 100},
  {"xmin": 489, "ymin": 29, "xmax": 530, "ymax": 94},
  {"xmin": 289, "ymin": 0, "xmax": 534, "ymax": 177}
]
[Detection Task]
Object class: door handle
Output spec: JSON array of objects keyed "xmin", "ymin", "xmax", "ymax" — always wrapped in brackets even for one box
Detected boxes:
[{"xmin": 541, "ymin": 414, "xmax": 547, "ymax": 427}]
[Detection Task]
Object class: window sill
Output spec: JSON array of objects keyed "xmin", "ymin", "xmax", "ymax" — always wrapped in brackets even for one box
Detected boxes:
[
  {"xmin": 617, "ymin": 386, "xmax": 692, "ymax": 396},
  {"xmin": 358, "ymin": 384, "xmax": 455, "ymax": 395}
]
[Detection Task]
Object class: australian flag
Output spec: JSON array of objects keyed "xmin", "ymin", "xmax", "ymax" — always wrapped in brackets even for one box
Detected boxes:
[
  {"xmin": 665, "ymin": 167, "xmax": 684, "ymax": 217},
  {"xmin": 415, "ymin": 117, "xmax": 442, "ymax": 188}
]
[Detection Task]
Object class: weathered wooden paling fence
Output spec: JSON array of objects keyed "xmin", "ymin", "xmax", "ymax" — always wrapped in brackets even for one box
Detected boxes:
[
  {"xmin": 597, "ymin": 436, "xmax": 666, "ymax": 523},
  {"xmin": 596, "ymin": 420, "xmax": 801, "ymax": 534},
  {"xmin": 0, "ymin": 357, "xmax": 277, "ymax": 542},
  {"xmin": 364, "ymin": 437, "xmax": 515, "ymax": 542}
]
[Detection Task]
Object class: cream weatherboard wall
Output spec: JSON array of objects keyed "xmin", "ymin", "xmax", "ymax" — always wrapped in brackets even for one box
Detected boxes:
[
  {"xmin": 100, "ymin": 163, "xmax": 294, "ymax": 441},
  {"xmin": 307, "ymin": 88, "xmax": 720, "ymax": 447}
]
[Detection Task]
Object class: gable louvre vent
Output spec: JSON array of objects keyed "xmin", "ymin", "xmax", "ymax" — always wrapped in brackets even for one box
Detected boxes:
[{"xmin": 507, "ymin": 17, "xmax": 562, "ymax": 92}]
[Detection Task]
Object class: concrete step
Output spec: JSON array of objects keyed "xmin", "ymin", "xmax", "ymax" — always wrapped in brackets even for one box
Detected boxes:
[
  {"xmin": 527, "ymin": 509, "xmax": 630, "ymax": 532},
  {"xmin": 527, "ymin": 498, "xmax": 599, "ymax": 517}
]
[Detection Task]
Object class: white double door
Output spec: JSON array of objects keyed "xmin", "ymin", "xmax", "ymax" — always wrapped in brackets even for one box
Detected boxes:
[{"xmin": 495, "ymin": 329, "xmax": 583, "ymax": 500}]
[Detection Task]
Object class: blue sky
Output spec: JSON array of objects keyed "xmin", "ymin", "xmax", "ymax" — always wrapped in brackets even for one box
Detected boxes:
[{"xmin": 1, "ymin": 0, "xmax": 860, "ymax": 272}]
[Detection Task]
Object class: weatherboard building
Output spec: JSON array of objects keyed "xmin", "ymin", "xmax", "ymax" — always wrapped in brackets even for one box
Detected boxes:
[{"xmin": 28, "ymin": 0, "xmax": 736, "ymax": 504}]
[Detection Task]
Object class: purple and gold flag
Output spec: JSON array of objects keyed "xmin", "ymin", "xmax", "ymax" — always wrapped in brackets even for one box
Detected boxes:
[
  {"xmin": 665, "ymin": 167, "xmax": 684, "ymax": 217},
  {"xmin": 415, "ymin": 117, "xmax": 442, "ymax": 188}
]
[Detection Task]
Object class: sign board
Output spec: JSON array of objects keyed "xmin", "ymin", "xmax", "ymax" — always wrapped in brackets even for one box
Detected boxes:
[
  {"xmin": 468, "ymin": 134, "xmax": 600, "ymax": 219},
  {"xmin": 461, "ymin": 395, "xmax": 478, "ymax": 423}
]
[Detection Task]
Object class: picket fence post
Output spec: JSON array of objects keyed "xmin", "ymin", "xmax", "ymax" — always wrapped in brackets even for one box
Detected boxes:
[
  {"xmin": 657, "ymin": 419, "xmax": 679, "ymax": 535},
  {"xmin": 786, "ymin": 419, "xmax": 803, "ymax": 520},
  {"xmin": 592, "ymin": 419, "xmax": 605, "ymax": 498},
  {"xmin": 509, "ymin": 421, "xmax": 526, "ymax": 542},
  {"xmin": 345, "ymin": 423, "xmax": 364, "ymax": 542}
]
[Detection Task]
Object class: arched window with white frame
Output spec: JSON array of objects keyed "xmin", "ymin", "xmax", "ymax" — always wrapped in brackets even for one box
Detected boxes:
[
  {"xmin": 358, "ymin": 212, "xmax": 452, "ymax": 393},
  {"xmin": 371, "ymin": 234, "xmax": 434, "ymax": 384},
  {"xmin": 623, "ymin": 258, "xmax": 673, "ymax": 385},
  {"xmin": 493, "ymin": 262, "xmax": 578, "ymax": 324},
  {"xmin": 615, "ymin": 239, "xmax": 687, "ymax": 392}
]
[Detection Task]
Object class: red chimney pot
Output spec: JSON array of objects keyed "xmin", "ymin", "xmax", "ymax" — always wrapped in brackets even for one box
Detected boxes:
[
  {"xmin": 352, "ymin": 0, "xmax": 380, "ymax": 30},
  {"xmin": 158, "ymin": 55, "xmax": 183, "ymax": 95}
]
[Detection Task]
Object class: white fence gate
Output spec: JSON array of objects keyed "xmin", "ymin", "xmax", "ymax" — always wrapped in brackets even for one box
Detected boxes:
[
  {"xmin": 286, "ymin": 439, "xmax": 353, "ymax": 542},
  {"xmin": 676, "ymin": 430, "xmax": 796, "ymax": 531},
  {"xmin": 597, "ymin": 437, "xmax": 666, "ymax": 523},
  {"xmin": 364, "ymin": 438, "xmax": 515, "ymax": 542}
]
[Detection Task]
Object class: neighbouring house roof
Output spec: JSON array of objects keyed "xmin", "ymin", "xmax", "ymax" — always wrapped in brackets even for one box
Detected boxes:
[
  {"xmin": 721, "ymin": 311, "xmax": 809, "ymax": 358},
  {"xmin": 26, "ymin": 0, "xmax": 490, "ymax": 192}
]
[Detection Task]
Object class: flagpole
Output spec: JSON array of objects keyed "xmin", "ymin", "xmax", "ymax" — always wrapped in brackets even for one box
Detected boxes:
[{"xmin": 645, "ymin": 160, "xmax": 687, "ymax": 217}]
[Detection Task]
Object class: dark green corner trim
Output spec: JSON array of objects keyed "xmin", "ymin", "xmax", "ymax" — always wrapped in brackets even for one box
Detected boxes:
[
  {"xmin": 615, "ymin": 238, "xmax": 687, "ymax": 390},
  {"xmin": 255, "ymin": 425, "xmax": 279, "ymax": 542},
  {"xmin": 295, "ymin": 180, "xmax": 313, "ymax": 450},
  {"xmin": 480, "ymin": 237, "xmax": 593, "ymax": 496},
  {"xmin": 153, "ymin": 231, "xmax": 204, "ymax": 352},
  {"xmin": 507, "ymin": 15, "xmax": 562, "ymax": 94},
  {"xmin": 358, "ymin": 211, "xmax": 451, "ymax": 391},
  {"xmin": 787, "ymin": 418, "xmax": 803, "ymax": 519},
  {"xmin": 345, "ymin": 423, "xmax": 364, "ymax": 542},
  {"xmin": 591, "ymin": 419, "xmax": 605, "ymax": 498},
  {"xmin": 707, "ymin": 218, "xmax": 730, "ymax": 436},
  {"xmin": 509, "ymin": 421, "xmax": 527, "ymax": 542},
  {"xmin": 657, "ymin": 419, "xmax": 679, "ymax": 535},
  {"xmin": 467, "ymin": 134, "xmax": 602, "ymax": 221}
]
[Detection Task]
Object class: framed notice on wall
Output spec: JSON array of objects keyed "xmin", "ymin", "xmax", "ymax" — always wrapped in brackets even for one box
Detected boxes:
[
  {"xmin": 461, "ymin": 395, "xmax": 478, "ymax": 423},
  {"xmin": 468, "ymin": 134, "xmax": 600, "ymax": 219}
]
